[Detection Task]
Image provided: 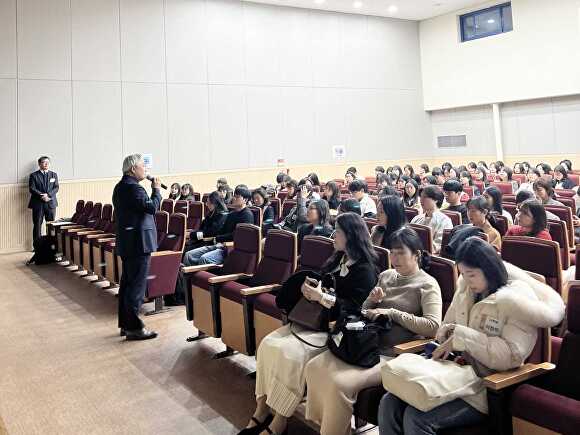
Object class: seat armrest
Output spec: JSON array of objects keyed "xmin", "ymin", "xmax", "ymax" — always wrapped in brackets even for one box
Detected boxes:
[
  {"xmin": 97, "ymin": 237, "xmax": 116, "ymax": 243},
  {"xmin": 76, "ymin": 230, "xmax": 102, "ymax": 236},
  {"xmin": 60, "ymin": 224, "xmax": 84, "ymax": 230},
  {"xmin": 207, "ymin": 273, "xmax": 253, "ymax": 284},
  {"xmin": 223, "ymin": 241, "xmax": 234, "ymax": 248},
  {"xmin": 182, "ymin": 264, "xmax": 222, "ymax": 274},
  {"xmin": 65, "ymin": 227, "xmax": 89, "ymax": 234},
  {"xmin": 483, "ymin": 362, "xmax": 555, "ymax": 391},
  {"xmin": 240, "ymin": 284, "xmax": 281, "ymax": 296},
  {"xmin": 151, "ymin": 250, "xmax": 181, "ymax": 257},
  {"xmin": 86, "ymin": 233, "xmax": 114, "ymax": 240},
  {"xmin": 202, "ymin": 237, "xmax": 215, "ymax": 242},
  {"xmin": 393, "ymin": 339, "xmax": 431, "ymax": 355}
]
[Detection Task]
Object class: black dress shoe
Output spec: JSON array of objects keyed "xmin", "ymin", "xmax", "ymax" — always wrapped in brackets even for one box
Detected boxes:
[
  {"xmin": 237, "ymin": 415, "xmax": 273, "ymax": 435},
  {"xmin": 125, "ymin": 328, "xmax": 158, "ymax": 341},
  {"xmin": 120, "ymin": 329, "xmax": 126, "ymax": 337}
]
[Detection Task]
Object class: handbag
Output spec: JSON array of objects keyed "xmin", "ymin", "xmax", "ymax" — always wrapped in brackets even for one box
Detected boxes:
[
  {"xmin": 381, "ymin": 353, "xmax": 483, "ymax": 412},
  {"xmin": 287, "ymin": 273, "xmax": 335, "ymax": 332},
  {"xmin": 327, "ymin": 314, "xmax": 391, "ymax": 368}
]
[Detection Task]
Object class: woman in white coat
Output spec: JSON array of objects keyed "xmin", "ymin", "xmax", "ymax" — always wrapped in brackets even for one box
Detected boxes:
[{"xmin": 378, "ymin": 237, "xmax": 565, "ymax": 435}]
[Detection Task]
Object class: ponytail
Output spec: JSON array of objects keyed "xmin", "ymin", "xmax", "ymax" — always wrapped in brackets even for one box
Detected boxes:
[{"xmin": 419, "ymin": 250, "xmax": 431, "ymax": 271}]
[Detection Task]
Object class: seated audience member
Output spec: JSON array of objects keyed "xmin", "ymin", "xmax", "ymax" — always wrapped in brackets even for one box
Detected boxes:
[
  {"xmin": 297, "ymin": 200, "xmax": 334, "ymax": 249},
  {"xmin": 417, "ymin": 163, "xmax": 430, "ymax": 177},
  {"xmin": 521, "ymin": 161, "xmax": 531, "ymax": 173},
  {"xmin": 536, "ymin": 163, "xmax": 552, "ymax": 177},
  {"xmin": 517, "ymin": 168, "xmax": 540, "ymax": 194},
  {"xmin": 338, "ymin": 198, "xmax": 362, "ymax": 216},
  {"xmin": 380, "ymin": 186, "xmax": 401, "ymax": 198},
  {"xmin": 323, "ymin": 181, "xmax": 341, "ymax": 210},
  {"xmin": 375, "ymin": 166, "xmax": 386, "ymax": 183},
  {"xmin": 559, "ymin": 159, "xmax": 573, "ymax": 172},
  {"xmin": 307, "ymin": 172, "xmax": 321, "ymax": 189},
  {"xmin": 466, "ymin": 197, "xmax": 502, "ymax": 251},
  {"xmin": 467, "ymin": 161, "xmax": 477, "ymax": 174},
  {"xmin": 277, "ymin": 182, "xmax": 311, "ymax": 232},
  {"xmin": 448, "ymin": 167, "xmax": 459, "ymax": 181},
  {"xmin": 391, "ymin": 166, "xmax": 403, "ymax": 181},
  {"xmin": 345, "ymin": 171, "xmax": 356, "ymax": 186},
  {"xmin": 403, "ymin": 165, "xmax": 415, "ymax": 178},
  {"xmin": 349, "ymin": 180, "xmax": 377, "ymax": 218},
  {"xmin": 275, "ymin": 172, "xmax": 290, "ymax": 194},
  {"xmin": 395, "ymin": 175, "xmax": 409, "ymax": 190},
  {"xmin": 252, "ymin": 188, "xmax": 275, "ymax": 226},
  {"xmin": 403, "ymin": 179, "xmax": 421, "ymax": 210},
  {"xmin": 422, "ymin": 175, "xmax": 439, "ymax": 186},
  {"xmin": 185, "ymin": 191, "xmax": 229, "ymax": 251},
  {"xmin": 411, "ymin": 186, "xmax": 453, "ymax": 254},
  {"xmin": 285, "ymin": 179, "xmax": 298, "ymax": 200},
  {"xmin": 474, "ymin": 166, "xmax": 489, "ymax": 187},
  {"xmin": 239, "ymin": 213, "xmax": 378, "ymax": 435},
  {"xmin": 169, "ymin": 183, "xmax": 180, "ymax": 200},
  {"xmin": 179, "ymin": 183, "xmax": 195, "ymax": 201},
  {"xmin": 552, "ymin": 164, "xmax": 577, "ymax": 190},
  {"xmin": 498, "ymin": 166, "xmax": 519, "ymax": 193},
  {"xmin": 371, "ymin": 195, "xmax": 407, "ymax": 248},
  {"xmin": 533, "ymin": 178, "xmax": 564, "ymax": 206},
  {"xmin": 506, "ymin": 199, "xmax": 552, "ymax": 240},
  {"xmin": 442, "ymin": 180, "xmax": 470, "ymax": 224},
  {"xmin": 483, "ymin": 186, "xmax": 514, "ymax": 226},
  {"xmin": 305, "ymin": 227, "xmax": 442, "ymax": 435},
  {"xmin": 378, "ymin": 173, "xmax": 393, "ymax": 190},
  {"xmin": 460, "ymin": 171, "xmax": 481, "ymax": 196},
  {"xmin": 183, "ymin": 186, "xmax": 253, "ymax": 266},
  {"xmin": 441, "ymin": 162, "xmax": 452, "ymax": 178},
  {"xmin": 430, "ymin": 167, "xmax": 445, "ymax": 186},
  {"xmin": 516, "ymin": 190, "xmax": 560, "ymax": 221},
  {"xmin": 378, "ymin": 237, "xmax": 565, "ymax": 435},
  {"xmin": 513, "ymin": 162, "xmax": 523, "ymax": 174},
  {"xmin": 303, "ymin": 177, "xmax": 321, "ymax": 200},
  {"xmin": 347, "ymin": 166, "xmax": 363, "ymax": 180}
]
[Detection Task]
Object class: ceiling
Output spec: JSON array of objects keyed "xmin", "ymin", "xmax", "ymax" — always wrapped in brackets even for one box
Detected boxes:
[{"xmin": 244, "ymin": 0, "xmax": 489, "ymax": 21}]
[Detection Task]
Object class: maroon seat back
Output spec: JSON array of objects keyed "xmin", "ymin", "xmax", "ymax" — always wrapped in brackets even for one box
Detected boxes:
[
  {"xmin": 155, "ymin": 211, "xmax": 169, "ymax": 245},
  {"xmin": 427, "ymin": 256, "xmax": 458, "ymax": 316},
  {"xmin": 298, "ymin": 236, "xmax": 335, "ymax": 272},
  {"xmin": 86, "ymin": 203, "xmax": 102, "ymax": 228},
  {"xmin": 492, "ymin": 213, "xmax": 509, "ymax": 236},
  {"xmin": 545, "ymin": 205, "xmax": 575, "ymax": 245},
  {"xmin": 281, "ymin": 200, "xmax": 296, "ymax": 219},
  {"xmin": 192, "ymin": 192, "xmax": 201, "ymax": 202},
  {"xmin": 161, "ymin": 199, "xmax": 174, "ymax": 214},
  {"xmin": 220, "ymin": 224, "xmax": 261, "ymax": 276},
  {"xmin": 463, "ymin": 186, "xmax": 474, "ymax": 198},
  {"xmin": 504, "ymin": 203, "xmax": 517, "ymax": 220},
  {"xmin": 555, "ymin": 189, "xmax": 576, "ymax": 198},
  {"xmin": 503, "ymin": 194, "xmax": 516, "ymax": 203},
  {"xmin": 249, "ymin": 206, "xmax": 262, "ymax": 227},
  {"xmin": 577, "ymin": 249, "xmax": 580, "ymax": 280},
  {"xmin": 442, "ymin": 210, "xmax": 462, "ymax": 226},
  {"xmin": 269, "ymin": 197, "xmax": 282, "ymax": 222},
  {"xmin": 71, "ymin": 200, "xmax": 85, "ymax": 223},
  {"xmin": 404, "ymin": 207, "xmax": 419, "ymax": 222},
  {"xmin": 97, "ymin": 204, "xmax": 113, "ymax": 231},
  {"xmin": 490, "ymin": 182, "xmax": 514, "ymax": 195},
  {"xmin": 201, "ymin": 193, "xmax": 210, "ymax": 217},
  {"xmin": 157, "ymin": 213, "xmax": 186, "ymax": 252},
  {"xmin": 568, "ymin": 173, "xmax": 580, "ymax": 185},
  {"xmin": 557, "ymin": 196, "xmax": 576, "ymax": 211},
  {"xmin": 408, "ymin": 223, "xmax": 433, "ymax": 253},
  {"xmin": 174, "ymin": 200, "xmax": 189, "ymax": 216},
  {"xmin": 374, "ymin": 246, "xmax": 390, "ymax": 272},
  {"xmin": 187, "ymin": 201, "xmax": 204, "ymax": 231},
  {"xmin": 250, "ymin": 230, "xmax": 297, "ymax": 287},
  {"xmin": 501, "ymin": 236, "xmax": 562, "ymax": 293},
  {"xmin": 513, "ymin": 174, "xmax": 526, "ymax": 185},
  {"xmin": 277, "ymin": 191, "xmax": 288, "ymax": 202},
  {"xmin": 547, "ymin": 220, "xmax": 570, "ymax": 270},
  {"xmin": 473, "ymin": 180, "xmax": 485, "ymax": 194}
]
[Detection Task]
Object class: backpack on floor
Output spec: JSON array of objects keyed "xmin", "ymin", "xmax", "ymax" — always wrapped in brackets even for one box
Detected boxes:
[{"xmin": 29, "ymin": 235, "xmax": 58, "ymax": 265}]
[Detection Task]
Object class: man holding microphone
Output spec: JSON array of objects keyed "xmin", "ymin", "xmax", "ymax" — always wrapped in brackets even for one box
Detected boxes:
[{"xmin": 113, "ymin": 154, "xmax": 162, "ymax": 340}]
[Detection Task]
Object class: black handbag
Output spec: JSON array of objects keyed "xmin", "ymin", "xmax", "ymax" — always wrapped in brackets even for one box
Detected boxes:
[{"xmin": 327, "ymin": 314, "xmax": 391, "ymax": 368}]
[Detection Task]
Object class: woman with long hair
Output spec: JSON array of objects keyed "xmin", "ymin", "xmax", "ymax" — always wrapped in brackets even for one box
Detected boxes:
[
  {"xmin": 323, "ymin": 181, "xmax": 341, "ymax": 210},
  {"xmin": 506, "ymin": 199, "xmax": 552, "ymax": 240},
  {"xmin": 168, "ymin": 183, "xmax": 180, "ymax": 200},
  {"xmin": 466, "ymin": 196, "xmax": 502, "ymax": 251},
  {"xmin": 483, "ymin": 186, "xmax": 514, "ymax": 226},
  {"xmin": 403, "ymin": 179, "xmax": 421, "ymax": 209},
  {"xmin": 371, "ymin": 195, "xmax": 408, "ymax": 249}
]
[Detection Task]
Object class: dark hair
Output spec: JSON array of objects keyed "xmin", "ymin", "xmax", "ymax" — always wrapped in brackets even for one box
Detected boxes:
[
  {"xmin": 467, "ymin": 162, "xmax": 477, "ymax": 170},
  {"xmin": 443, "ymin": 179, "xmax": 463, "ymax": 193},
  {"xmin": 553, "ymin": 164, "xmax": 569, "ymax": 179},
  {"xmin": 501, "ymin": 166, "xmax": 513, "ymax": 181},
  {"xmin": 276, "ymin": 172, "xmax": 286, "ymax": 184},
  {"xmin": 378, "ymin": 173, "xmax": 392, "ymax": 186},
  {"xmin": 307, "ymin": 172, "xmax": 320, "ymax": 186},
  {"xmin": 403, "ymin": 179, "xmax": 419, "ymax": 206},
  {"xmin": 377, "ymin": 196, "xmax": 407, "ymax": 249},
  {"xmin": 478, "ymin": 161, "xmax": 489, "ymax": 169},
  {"xmin": 527, "ymin": 168, "xmax": 541, "ymax": 178},
  {"xmin": 325, "ymin": 181, "xmax": 340, "ymax": 202},
  {"xmin": 388, "ymin": 227, "xmax": 431, "ymax": 270},
  {"xmin": 392, "ymin": 165, "xmax": 402, "ymax": 176},
  {"xmin": 560, "ymin": 159, "xmax": 572, "ymax": 171},
  {"xmin": 380, "ymin": 186, "xmax": 400, "ymax": 198},
  {"xmin": 169, "ymin": 183, "xmax": 181, "ymax": 200},
  {"xmin": 325, "ymin": 213, "xmax": 378, "ymax": 273},
  {"xmin": 420, "ymin": 163, "xmax": 430, "ymax": 173},
  {"xmin": 339, "ymin": 198, "xmax": 362, "ymax": 216},
  {"xmin": 375, "ymin": 166, "xmax": 385, "ymax": 173},
  {"xmin": 348, "ymin": 179, "xmax": 366, "ymax": 193},
  {"xmin": 217, "ymin": 177, "xmax": 228, "ymax": 186},
  {"xmin": 419, "ymin": 185, "xmax": 444, "ymax": 208},
  {"xmin": 234, "ymin": 185, "xmax": 252, "ymax": 201},
  {"xmin": 207, "ymin": 191, "xmax": 228, "ymax": 213},
  {"xmin": 181, "ymin": 183, "xmax": 193, "ymax": 195},
  {"xmin": 515, "ymin": 189, "xmax": 534, "ymax": 205},
  {"xmin": 522, "ymin": 161, "xmax": 531, "ymax": 171},
  {"xmin": 513, "ymin": 162, "xmax": 523, "ymax": 173},
  {"xmin": 170, "ymin": 182, "xmax": 180, "ymax": 191},
  {"xmin": 441, "ymin": 162, "xmax": 452, "ymax": 173},
  {"xmin": 496, "ymin": 160, "xmax": 505, "ymax": 169},
  {"xmin": 467, "ymin": 196, "xmax": 501, "ymax": 232},
  {"xmin": 38, "ymin": 156, "xmax": 50, "ymax": 164},
  {"xmin": 519, "ymin": 199, "xmax": 548, "ymax": 237},
  {"xmin": 345, "ymin": 171, "xmax": 356, "ymax": 180},
  {"xmin": 484, "ymin": 186, "xmax": 504, "ymax": 214},
  {"xmin": 308, "ymin": 199, "xmax": 330, "ymax": 226},
  {"xmin": 460, "ymin": 171, "xmax": 474, "ymax": 186},
  {"xmin": 448, "ymin": 167, "xmax": 459, "ymax": 179},
  {"xmin": 424, "ymin": 175, "xmax": 438, "ymax": 185},
  {"xmin": 455, "ymin": 237, "xmax": 508, "ymax": 295},
  {"xmin": 252, "ymin": 187, "xmax": 270, "ymax": 206},
  {"xmin": 347, "ymin": 166, "xmax": 358, "ymax": 174},
  {"xmin": 286, "ymin": 179, "xmax": 298, "ymax": 199},
  {"xmin": 533, "ymin": 178, "xmax": 555, "ymax": 198},
  {"xmin": 457, "ymin": 165, "xmax": 468, "ymax": 173},
  {"xmin": 403, "ymin": 165, "xmax": 415, "ymax": 177},
  {"xmin": 431, "ymin": 167, "xmax": 442, "ymax": 177}
]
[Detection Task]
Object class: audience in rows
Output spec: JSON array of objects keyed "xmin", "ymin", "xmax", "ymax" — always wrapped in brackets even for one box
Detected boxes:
[{"xmin": 411, "ymin": 186, "xmax": 453, "ymax": 254}]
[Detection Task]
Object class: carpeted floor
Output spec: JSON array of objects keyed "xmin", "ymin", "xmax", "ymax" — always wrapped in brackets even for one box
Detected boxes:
[{"xmin": 0, "ymin": 253, "xmax": 329, "ymax": 435}]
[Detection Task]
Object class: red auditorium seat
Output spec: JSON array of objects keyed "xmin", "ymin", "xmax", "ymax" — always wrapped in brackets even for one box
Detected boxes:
[
  {"xmin": 71, "ymin": 203, "xmax": 113, "ymax": 270},
  {"xmin": 82, "ymin": 209, "xmax": 117, "ymax": 276},
  {"xmin": 62, "ymin": 203, "xmax": 102, "ymax": 264},
  {"xmin": 281, "ymin": 199, "xmax": 296, "ymax": 219},
  {"xmin": 408, "ymin": 223, "xmax": 433, "ymax": 253},
  {"xmin": 174, "ymin": 199, "xmax": 189, "ymax": 216},
  {"xmin": 404, "ymin": 207, "xmax": 419, "ymax": 222},
  {"xmin": 160, "ymin": 198, "xmax": 174, "ymax": 214},
  {"xmin": 491, "ymin": 181, "xmax": 515, "ymax": 195},
  {"xmin": 186, "ymin": 201, "xmax": 204, "ymax": 234},
  {"xmin": 547, "ymin": 220, "xmax": 570, "ymax": 270},
  {"xmin": 545, "ymin": 205, "xmax": 575, "ymax": 246},
  {"xmin": 442, "ymin": 209, "xmax": 462, "ymax": 226},
  {"xmin": 47, "ymin": 199, "xmax": 85, "ymax": 237},
  {"xmin": 56, "ymin": 201, "xmax": 94, "ymax": 257}
]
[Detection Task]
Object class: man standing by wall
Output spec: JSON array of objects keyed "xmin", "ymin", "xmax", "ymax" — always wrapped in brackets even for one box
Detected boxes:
[
  {"xmin": 113, "ymin": 154, "xmax": 162, "ymax": 341},
  {"xmin": 28, "ymin": 156, "xmax": 59, "ymax": 243}
]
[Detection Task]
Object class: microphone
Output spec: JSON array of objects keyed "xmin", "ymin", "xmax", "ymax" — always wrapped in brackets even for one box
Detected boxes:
[{"xmin": 146, "ymin": 175, "xmax": 167, "ymax": 190}]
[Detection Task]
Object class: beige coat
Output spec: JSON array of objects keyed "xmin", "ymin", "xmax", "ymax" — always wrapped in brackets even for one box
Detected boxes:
[{"xmin": 439, "ymin": 262, "xmax": 565, "ymax": 413}]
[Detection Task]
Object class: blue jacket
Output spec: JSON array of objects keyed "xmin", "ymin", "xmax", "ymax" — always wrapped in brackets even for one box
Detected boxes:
[{"xmin": 113, "ymin": 175, "xmax": 162, "ymax": 258}]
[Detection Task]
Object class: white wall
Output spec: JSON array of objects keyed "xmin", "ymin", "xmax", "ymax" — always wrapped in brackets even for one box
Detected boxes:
[
  {"xmin": 0, "ymin": 0, "xmax": 431, "ymax": 185},
  {"xmin": 420, "ymin": 0, "xmax": 580, "ymax": 111}
]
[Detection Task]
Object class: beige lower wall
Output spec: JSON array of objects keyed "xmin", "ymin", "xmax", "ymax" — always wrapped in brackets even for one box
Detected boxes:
[{"xmin": 2, "ymin": 154, "xmax": 577, "ymax": 253}]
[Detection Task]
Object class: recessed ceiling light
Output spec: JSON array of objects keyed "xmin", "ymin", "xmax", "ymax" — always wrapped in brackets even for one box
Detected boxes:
[
  {"xmin": 314, "ymin": 0, "xmax": 325, "ymax": 4},
  {"xmin": 353, "ymin": 1, "xmax": 363, "ymax": 8},
  {"xmin": 388, "ymin": 5, "xmax": 398, "ymax": 14},
  {"xmin": 487, "ymin": 19, "xmax": 495, "ymax": 24}
]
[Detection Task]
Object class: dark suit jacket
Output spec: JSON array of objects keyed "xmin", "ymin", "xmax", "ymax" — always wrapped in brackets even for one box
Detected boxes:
[
  {"xmin": 113, "ymin": 175, "xmax": 162, "ymax": 258},
  {"xmin": 28, "ymin": 170, "xmax": 59, "ymax": 209}
]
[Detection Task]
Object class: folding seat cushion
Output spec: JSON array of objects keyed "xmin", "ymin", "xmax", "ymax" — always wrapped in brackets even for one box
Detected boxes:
[
  {"xmin": 186, "ymin": 201, "xmax": 204, "ymax": 232},
  {"xmin": 404, "ymin": 207, "xmax": 419, "ymax": 222},
  {"xmin": 155, "ymin": 211, "xmax": 169, "ymax": 246},
  {"xmin": 501, "ymin": 236, "xmax": 563, "ymax": 294},
  {"xmin": 174, "ymin": 200, "xmax": 189, "ymax": 216},
  {"xmin": 63, "ymin": 203, "xmax": 102, "ymax": 263},
  {"xmin": 76, "ymin": 204, "xmax": 113, "ymax": 270},
  {"xmin": 442, "ymin": 209, "xmax": 462, "ymax": 226},
  {"xmin": 161, "ymin": 199, "xmax": 174, "ymax": 214},
  {"xmin": 48, "ymin": 199, "xmax": 85, "ymax": 236},
  {"xmin": 86, "ymin": 212, "xmax": 117, "ymax": 276},
  {"xmin": 57, "ymin": 201, "xmax": 93, "ymax": 256},
  {"xmin": 510, "ymin": 282, "xmax": 580, "ymax": 435},
  {"xmin": 408, "ymin": 223, "xmax": 433, "ymax": 253},
  {"xmin": 547, "ymin": 220, "xmax": 570, "ymax": 270}
]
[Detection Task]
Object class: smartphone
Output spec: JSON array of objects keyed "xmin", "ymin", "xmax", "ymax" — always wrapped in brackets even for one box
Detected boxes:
[{"xmin": 305, "ymin": 277, "xmax": 319, "ymax": 287}]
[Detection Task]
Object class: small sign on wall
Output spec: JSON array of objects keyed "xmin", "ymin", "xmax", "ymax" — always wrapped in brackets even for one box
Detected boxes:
[
  {"xmin": 332, "ymin": 145, "xmax": 346, "ymax": 160},
  {"xmin": 277, "ymin": 158, "xmax": 286, "ymax": 167},
  {"xmin": 143, "ymin": 153, "xmax": 153, "ymax": 169}
]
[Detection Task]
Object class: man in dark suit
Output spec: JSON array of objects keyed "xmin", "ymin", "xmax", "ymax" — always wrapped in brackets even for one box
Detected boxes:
[
  {"xmin": 113, "ymin": 154, "xmax": 162, "ymax": 341},
  {"xmin": 28, "ymin": 156, "xmax": 59, "ymax": 243}
]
